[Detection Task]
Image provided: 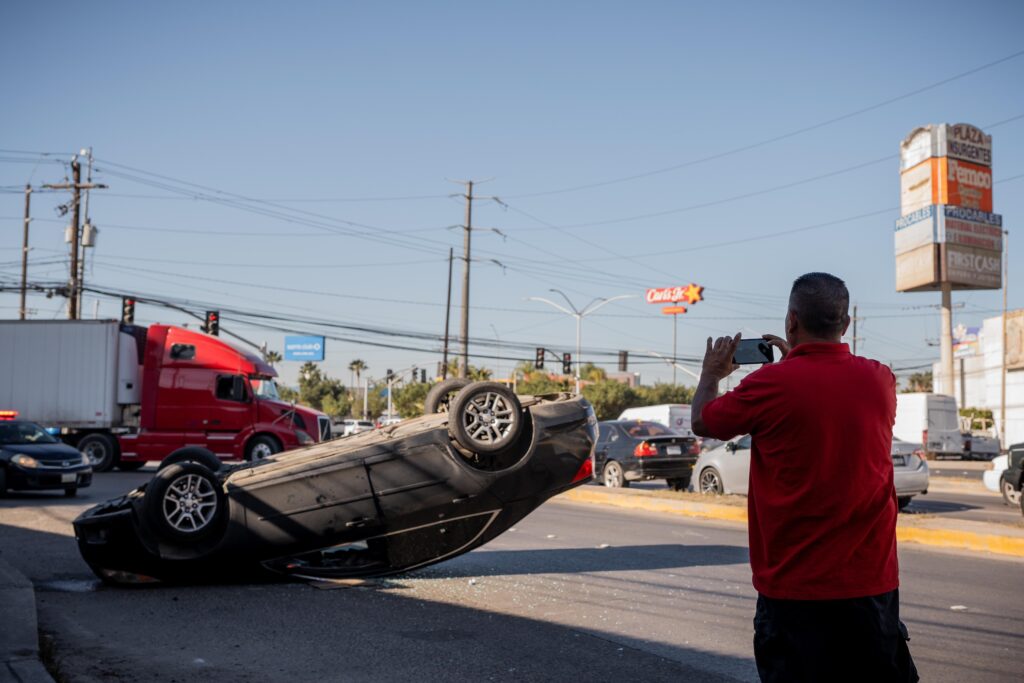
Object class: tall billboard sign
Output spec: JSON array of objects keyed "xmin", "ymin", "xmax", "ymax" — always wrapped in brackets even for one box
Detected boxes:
[
  {"xmin": 895, "ymin": 123, "xmax": 1001, "ymax": 293},
  {"xmin": 284, "ymin": 335, "xmax": 326, "ymax": 361}
]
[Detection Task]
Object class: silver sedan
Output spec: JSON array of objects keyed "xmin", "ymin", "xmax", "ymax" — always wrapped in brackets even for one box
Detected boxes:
[{"xmin": 691, "ymin": 435, "xmax": 929, "ymax": 510}]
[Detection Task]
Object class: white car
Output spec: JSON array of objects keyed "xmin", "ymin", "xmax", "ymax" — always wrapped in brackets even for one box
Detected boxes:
[
  {"xmin": 334, "ymin": 419, "xmax": 375, "ymax": 437},
  {"xmin": 984, "ymin": 454, "xmax": 1019, "ymax": 506},
  {"xmin": 691, "ymin": 436, "xmax": 929, "ymax": 510}
]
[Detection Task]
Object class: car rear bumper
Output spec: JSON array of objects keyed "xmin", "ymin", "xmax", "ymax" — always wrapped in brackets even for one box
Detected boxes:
[
  {"xmin": 627, "ymin": 459, "xmax": 696, "ymax": 480},
  {"xmin": 894, "ymin": 469, "xmax": 929, "ymax": 496}
]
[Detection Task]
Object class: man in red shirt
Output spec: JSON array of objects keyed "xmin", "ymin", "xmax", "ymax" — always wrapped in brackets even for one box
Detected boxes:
[{"xmin": 691, "ymin": 273, "xmax": 918, "ymax": 683}]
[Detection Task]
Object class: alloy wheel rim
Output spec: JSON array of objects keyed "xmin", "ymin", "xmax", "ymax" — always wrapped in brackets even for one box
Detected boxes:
[
  {"xmin": 82, "ymin": 442, "xmax": 105, "ymax": 465},
  {"xmin": 163, "ymin": 474, "xmax": 217, "ymax": 533},
  {"xmin": 251, "ymin": 443, "xmax": 274, "ymax": 460},
  {"xmin": 604, "ymin": 464, "xmax": 621, "ymax": 486},
  {"xmin": 462, "ymin": 392, "xmax": 516, "ymax": 445},
  {"xmin": 700, "ymin": 471, "xmax": 720, "ymax": 493}
]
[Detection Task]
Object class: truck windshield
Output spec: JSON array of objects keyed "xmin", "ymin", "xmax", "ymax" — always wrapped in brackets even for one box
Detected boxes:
[
  {"xmin": 250, "ymin": 378, "xmax": 280, "ymax": 401},
  {"xmin": 0, "ymin": 422, "xmax": 59, "ymax": 445}
]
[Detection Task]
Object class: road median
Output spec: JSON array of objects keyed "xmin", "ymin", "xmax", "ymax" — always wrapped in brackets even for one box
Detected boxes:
[{"xmin": 556, "ymin": 486, "xmax": 1024, "ymax": 559}]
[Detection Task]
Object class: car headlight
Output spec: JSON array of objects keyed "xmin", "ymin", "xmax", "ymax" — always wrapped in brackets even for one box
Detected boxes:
[
  {"xmin": 296, "ymin": 430, "xmax": 313, "ymax": 445},
  {"xmin": 12, "ymin": 454, "xmax": 40, "ymax": 469}
]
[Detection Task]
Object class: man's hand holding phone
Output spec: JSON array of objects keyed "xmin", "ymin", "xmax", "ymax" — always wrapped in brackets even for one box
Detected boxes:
[
  {"xmin": 703, "ymin": 333, "xmax": 741, "ymax": 380},
  {"xmin": 761, "ymin": 334, "xmax": 791, "ymax": 360}
]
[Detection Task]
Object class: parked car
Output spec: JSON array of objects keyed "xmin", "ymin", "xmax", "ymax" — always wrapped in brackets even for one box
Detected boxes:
[
  {"xmin": 377, "ymin": 415, "xmax": 403, "ymax": 428},
  {"xmin": 691, "ymin": 435, "xmax": 929, "ymax": 510},
  {"xmin": 0, "ymin": 413, "xmax": 93, "ymax": 497},
  {"xmin": 593, "ymin": 420, "xmax": 698, "ymax": 490},
  {"xmin": 334, "ymin": 419, "xmax": 375, "ymax": 437},
  {"xmin": 74, "ymin": 383, "xmax": 597, "ymax": 584},
  {"xmin": 996, "ymin": 443, "xmax": 1024, "ymax": 516}
]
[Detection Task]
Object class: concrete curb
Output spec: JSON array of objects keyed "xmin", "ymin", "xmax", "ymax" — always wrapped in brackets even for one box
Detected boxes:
[
  {"xmin": 0, "ymin": 558, "xmax": 55, "ymax": 683},
  {"xmin": 557, "ymin": 487, "xmax": 1024, "ymax": 559}
]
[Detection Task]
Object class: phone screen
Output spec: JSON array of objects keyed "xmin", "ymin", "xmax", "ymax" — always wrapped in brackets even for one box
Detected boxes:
[{"xmin": 733, "ymin": 339, "xmax": 775, "ymax": 365}]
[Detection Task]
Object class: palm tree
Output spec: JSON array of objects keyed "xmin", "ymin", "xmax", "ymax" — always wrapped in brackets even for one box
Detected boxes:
[
  {"xmin": 348, "ymin": 359, "xmax": 368, "ymax": 416},
  {"xmin": 263, "ymin": 350, "xmax": 282, "ymax": 367}
]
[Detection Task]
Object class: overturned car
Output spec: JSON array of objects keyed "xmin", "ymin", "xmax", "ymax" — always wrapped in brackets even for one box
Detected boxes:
[{"xmin": 74, "ymin": 382, "xmax": 596, "ymax": 584}]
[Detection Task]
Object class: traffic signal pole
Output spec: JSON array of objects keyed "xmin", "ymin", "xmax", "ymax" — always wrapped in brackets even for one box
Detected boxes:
[{"xmin": 19, "ymin": 185, "xmax": 30, "ymax": 320}]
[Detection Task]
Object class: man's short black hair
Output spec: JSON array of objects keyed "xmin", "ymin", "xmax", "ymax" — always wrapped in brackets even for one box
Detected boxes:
[{"xmin": 789, "ymin": 272, "xmax": 850, "ymax": 338}]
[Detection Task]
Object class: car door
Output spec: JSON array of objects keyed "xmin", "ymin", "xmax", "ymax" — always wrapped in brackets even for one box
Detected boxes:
[{"xmin": 723, "ymin": 435, "xmax": 753, "ymax": 495}]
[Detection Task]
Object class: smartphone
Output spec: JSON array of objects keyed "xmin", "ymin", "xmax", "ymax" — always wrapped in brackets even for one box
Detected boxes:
[{"xmin": 733, "ymin": 339, "xmax": 775, "ymax": 365}]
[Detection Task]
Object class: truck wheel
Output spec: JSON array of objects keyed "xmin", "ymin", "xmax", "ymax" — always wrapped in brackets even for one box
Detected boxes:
[
  {"xmin": 143, "ymin": 462, "xmax": 226, "ymax": 543},
  {"xmin": 448, "ymin": 382, "xmax": 523, "ymax": 454},
  {"xmin": 245, "ymin": 435, "xmax": 280, "ymax": 462},
  {"xmin": 78, "ymin": 433, "xmax": 119, "ymax": 472},
  {"xmin": 424, "ymin": 378, "xmax": 471, "ymax": 414},
  {"xmin": 602, "ymin": 460, "xmax": 627, "ymax": 488},
  {"xmin": 159, "ymin": 447, "xmax": 222, "ymax": 473}
]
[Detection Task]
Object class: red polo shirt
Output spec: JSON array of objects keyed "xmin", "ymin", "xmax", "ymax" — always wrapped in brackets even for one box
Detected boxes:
[{"xmin": 702, "ymin": 342, "xmax": 898, "ymax": 600}]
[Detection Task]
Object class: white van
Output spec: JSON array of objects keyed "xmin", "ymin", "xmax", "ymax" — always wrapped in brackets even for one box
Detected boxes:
[
  {"xmin": 893, "ymin": 393, "xmax": 963, "ymax": 459},
  {"xmin": 617, "ymin": 404, "xmax": 692, "ymax": 436}
]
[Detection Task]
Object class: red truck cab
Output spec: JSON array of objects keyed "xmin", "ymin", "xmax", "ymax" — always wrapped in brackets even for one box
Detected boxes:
[{"xmin": 118, "ymin": 325, "xmax": 329, "ymax": 464}]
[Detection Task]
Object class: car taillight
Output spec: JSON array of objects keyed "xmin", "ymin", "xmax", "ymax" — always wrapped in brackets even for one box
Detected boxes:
[
  {"xmin": 634, "ymin": 441, "xmax": 658, "ymax": 457},
  {"xmin": 571, "ymin": 457, "xmax": 593, "ymax": 483},
  {"xmin": 688, "ymin": 440, "xmax": 700, "ymax": 455},
  {"xmin": 0, "ymin": 410, "xmax": 18, "ymax": 421}
]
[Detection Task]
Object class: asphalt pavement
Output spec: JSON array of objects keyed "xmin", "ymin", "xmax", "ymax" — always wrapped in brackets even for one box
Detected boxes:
[{"xmin": 0, "ymin": 470, "xmax": 1021, "ymax": 682}]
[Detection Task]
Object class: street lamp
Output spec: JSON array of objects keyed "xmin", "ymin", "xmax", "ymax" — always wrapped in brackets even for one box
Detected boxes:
[
  {"xmin": 528, "ymin": 289, "xmax": 635, "ymax": 393},
  {"xmin": 642, "ymin": 349, "xmax": 701, "ymax": 381}
]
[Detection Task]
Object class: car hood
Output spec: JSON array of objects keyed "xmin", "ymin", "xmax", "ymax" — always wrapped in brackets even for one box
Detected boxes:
[{"xmin": 1, "ymin": 442, "xmax": 83, "ymax": 463}]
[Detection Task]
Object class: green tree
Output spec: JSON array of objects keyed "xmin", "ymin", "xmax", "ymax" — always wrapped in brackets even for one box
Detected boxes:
[
  {"xmin": 637, "ymin": 383, "xmax": 696, "ymax": 405},
  {"xmin": 297, "ymin": 362, "xmax": 349, "ymax": 414},
  {"xmin": 348, "ymin": 359, "xmax": 367, "ymax": 393},
  {"xmin": 579, "ymin": 362, "xmax": 607, "ymax": 382},
  {"xmin": 901, "ymin": 371, "xmax": 933, "ymax": 393},
  {"xmin": 517, "ymin": 373, "xmax": 568, "ymax": 395},
  {"xmin": 392, "ymin": 382, "xmax": 431, "ymax": 418},
  {"xmin": 278, "ymin": 384, "xmax": 299, "ymax": 403},
  {"xmin": 582, "ymin": 381, "xmax": 638, "ymax": 421}
]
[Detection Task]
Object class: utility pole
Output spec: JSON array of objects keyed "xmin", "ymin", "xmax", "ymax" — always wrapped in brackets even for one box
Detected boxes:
[
  {"xmin": 851, "ymin": 304, "xmax": 864, "ymax": 355},
  {"xmin": 77, "ymin": 148, "xmax": 95, "ymax": 316},
  {"xmin": 459, "ymin": 181, "xmax": 474, "ymax": 377},
  {"xmin": 19, "ymin": 185, "xmax": 31, "ymax": 320},
  {"xmin": 43, "ymin": 157, "xmax": 105, "ymax": 320},
  {"xmin": 939, "ymin": 282, "xmax": 955, "ymax": 397},
  {"xmin": 1001, "ymin": 229, "xmax": 1009, "ymax": 448},
  {"xmin": 442, "ymin": 247, "xmax": 454, "ymax": 379}
]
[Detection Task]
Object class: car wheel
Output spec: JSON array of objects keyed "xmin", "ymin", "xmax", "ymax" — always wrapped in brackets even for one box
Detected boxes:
[
  {"xmin": 424, "ymin": 378, "xmax": 472, "ymax": 414},
  {"xmin": 143, "ymin": 462, "xmax": 226, "ymax": 543},
  {"xmin": 64, "ymin": 487, "xmax": 78, "ymax": 497},
  {"xmin": 78, "ymin": 433, "xmax": 119, "ymax": 472},
  {"xmin": 698, "ymin": 467, "xmax": 724, "ymax": 495},
  {"xmin": 666, "ymin": 477, "xmax": 690, "ymax": 491},
  {"xmin": 897, "ymin": 496, "xmax": 913, "ymax": 511},
  {"xmin": 159, "ymin": 447, "xmax": 222, "ymax": 473},
  {"xmin": 1000, "ymin": 478, "xmax": 1021, "ymax": 507},
  {"xmin": 448, "ymin": 382, "xmax": 523, "ymax": 454},
  {"xmin": 602, "ymin": 460, "xmax": 628, "ymax": 488},
  {"xmin": 245, "ymin": 435, "xmax": 280, "ymax": 462},
  {"xmin": 117, "ymin": 461, "xmax": 146, "ymax": 472},
  {"xmin": 0, "ymin": 468, "xmax": 6, "ymax": 496}
]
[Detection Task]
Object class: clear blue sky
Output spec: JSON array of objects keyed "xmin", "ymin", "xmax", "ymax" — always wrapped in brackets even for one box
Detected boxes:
[{"xmin": 2, "ymin": 1, "xmax": 1023, "ymax": 388}]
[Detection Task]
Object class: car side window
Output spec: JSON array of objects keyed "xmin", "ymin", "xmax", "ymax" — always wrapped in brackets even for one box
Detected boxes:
[
  {"xmin": 736, "ymin": 435, "xmax": 752, "ymax": 449},
  {"xmin": 215, "ymin": 375, "xmax": 249, "ymax": 403},
  {"xmin": 597, "ymin": 426, "xmax": 620, "ymax": 443}
]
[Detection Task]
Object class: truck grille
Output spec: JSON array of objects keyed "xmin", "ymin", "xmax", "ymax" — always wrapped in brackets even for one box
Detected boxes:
[{"xmin": 318, "ymin": 415, "xmax": 331, "ymax": 441}]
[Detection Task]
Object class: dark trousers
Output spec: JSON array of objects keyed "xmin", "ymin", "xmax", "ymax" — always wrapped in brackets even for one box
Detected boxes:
[{"xmin": 753, "ymin": 589, "xmax": 919, "ymax": 683}]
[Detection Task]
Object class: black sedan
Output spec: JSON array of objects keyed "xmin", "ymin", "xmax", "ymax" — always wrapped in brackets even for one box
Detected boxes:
[
  {"xmin": 0, "ymin": 418, "xmax": 93, "ymax": 496},
  {"xmin": 594, "ymin": 420, "xmax": 699, "ymax": 490},
  {"xmin": 74, "ymin": 382, "xmax": 597, "ymax": 585}
]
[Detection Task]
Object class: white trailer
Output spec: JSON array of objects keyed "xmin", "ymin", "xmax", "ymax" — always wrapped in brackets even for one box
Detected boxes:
[
  {"xmin": 617, "ymin": 404, "xmax": 693, "ymax": 436},
  {"xmin": 0, "ymin": 320, "xmax": 141, "ymax": 429},
  {"xmin": 893, "ymin": 393, "xmax": 963, "ymax": 459}
]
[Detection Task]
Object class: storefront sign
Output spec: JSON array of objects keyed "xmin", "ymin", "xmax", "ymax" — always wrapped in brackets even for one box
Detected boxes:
[
  {"xmin": 895, "ymin": 243, "xmax": 939, "ymax": 292},
  {"xmin": 900, "ymin": 123, "xmax": 992, "ymax": 171},
  {"xmin": 900, "ymin": 157, "xmax": 993, "ymax": 215},
  {"xmin": 894, "ymin": 205, "xmax": 1003, "ymax": 255},
  {"xmin": 941, "ymin": 243, "xmax": 1001, "ymax": 290}
]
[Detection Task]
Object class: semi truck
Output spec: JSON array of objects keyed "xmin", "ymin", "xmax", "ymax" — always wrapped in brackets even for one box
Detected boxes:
[{"xmin": 0, "ymin": 320, "xmax": 331, "ymax": 471}]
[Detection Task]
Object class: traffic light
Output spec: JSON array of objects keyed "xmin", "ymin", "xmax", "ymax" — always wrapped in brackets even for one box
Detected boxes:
[
  {"xmin": 618, "ymin": 350, "xmax": 628, "ymax": 372},
  {"xmin": 420, "ymin": 368, "xmax": 427, "ymax": 383},
  {"xmin": 562, "ymin": 353, "xmax": 572, "ymax": 375},
  {"xmin": 204, "ymin": 310, "xmax": 220, "ymax": 336},
  {"xmin": 535, "ymin": 347, "xmax": 545, "ymax": 369},
  {"xmin": 121, "ymin": 297, "xmax": 135, "ymax": 324},
  {"xmin": 386, "ymin": 368, "xmax": 394, "ymax": 381}
]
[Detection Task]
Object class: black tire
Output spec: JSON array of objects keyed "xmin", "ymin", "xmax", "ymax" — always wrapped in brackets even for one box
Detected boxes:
[
  {"xmin": 602, "ymin": 460, "xmax": 628, "ymax": 488},
  {"xmin": 424, "ymin": 378, "xmax": 472, "ymax": 414},
  {"xmin": 117, "ymin": 461, "xmax": 146, "ymax": 472},
  {"xmin": 1000, "ymin": 477, "xmax": 1021, "ymax": 508},
  {"xmin": 159, "ymin": 447, "xmax": 222, "ymax": 473},
  {"xmin": 78, "ymin": 433, "xmax": 119, "ymax": 472},
  {"xmin": 448, "ymin": 382, "xmax": 523, "ymax": 454},
  {"xmin": 143, "ymin": 462, "xmax": 226, "ymax": 543},
  {"xmin": 698, "ymin": 467, "xmax": 724, "ymax": 495},
  {"xmin": 245, "ymin": 435, "xmax": 281, "ymax": 462},
  {"xmin": 64, "ymin": 487, "xmax": 78, "ymax": 497},
  {"xmin": 897, "ymin": 496, "xmax": 913, "ymax": 511},
  {"xmin": 666, "ymin": 476, "xmax": 690, "ymax": 492},
  {"xmin": 0, "ymin": 468, "xmax": 6, "ymax": 497}
]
